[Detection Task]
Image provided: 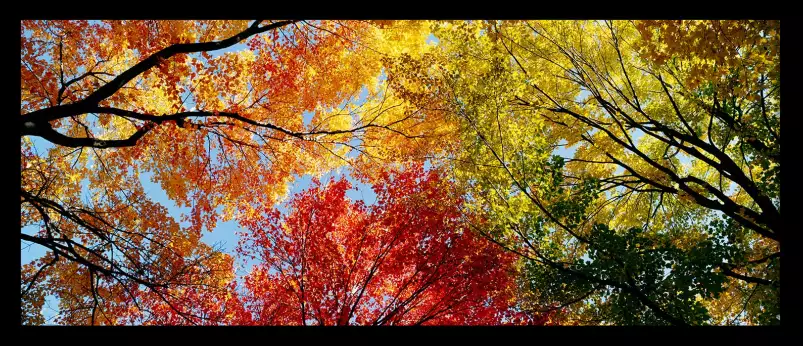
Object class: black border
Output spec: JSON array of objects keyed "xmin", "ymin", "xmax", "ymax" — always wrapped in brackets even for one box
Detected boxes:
[{"xmin": 9, "ymin": 4, "xmax": 795, "ymax": 341}]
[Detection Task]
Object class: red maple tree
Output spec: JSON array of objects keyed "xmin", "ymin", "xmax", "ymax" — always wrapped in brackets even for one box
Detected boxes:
[{"xmin": 233, "ymin": 164, "xmax": 549, "ymax": 325}]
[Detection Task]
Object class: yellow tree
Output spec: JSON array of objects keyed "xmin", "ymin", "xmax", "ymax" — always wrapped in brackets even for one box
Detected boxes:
[{"xmin": 384, "ymin": 20, "xmax": 779, "ymax": 325}]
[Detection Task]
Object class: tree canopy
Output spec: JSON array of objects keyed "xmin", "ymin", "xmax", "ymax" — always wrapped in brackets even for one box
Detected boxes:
[{"xmin": 21, "ymin": 20, "xmax": 780, "ymax": 326}]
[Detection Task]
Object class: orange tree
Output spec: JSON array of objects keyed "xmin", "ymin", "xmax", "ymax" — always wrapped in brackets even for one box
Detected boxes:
[{"xmin": 20, "ymin": 20, "xmax": 447, "ymax": 325}]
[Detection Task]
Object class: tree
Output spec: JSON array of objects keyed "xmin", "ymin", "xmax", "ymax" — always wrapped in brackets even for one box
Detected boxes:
[
  {"xmin": 233, "ymin": 164, "xmax": 547, "ymax": 325},
  {"xmin": 383, "ymin": 20, "xmax": 779, "ymax": 325},
  {"xmin": 20, "ymin": 20, "xmax": 444, "ymax": 325}
]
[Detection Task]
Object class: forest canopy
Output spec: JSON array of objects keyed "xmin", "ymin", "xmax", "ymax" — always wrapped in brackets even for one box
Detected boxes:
[{"xmin": 21, "ymin": 20, "xmax": 779, "ymax": 326}]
